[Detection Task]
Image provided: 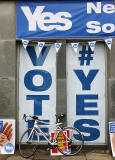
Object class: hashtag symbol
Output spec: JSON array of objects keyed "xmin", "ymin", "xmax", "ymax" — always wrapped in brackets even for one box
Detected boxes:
[{"xmin": 79, "ymin": 45, "xmax": 94, "ymax": 66}]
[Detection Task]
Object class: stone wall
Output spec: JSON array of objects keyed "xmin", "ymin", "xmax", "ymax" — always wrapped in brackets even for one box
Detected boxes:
[{"xmin": 0, "ymin": 1, "xmax": 16, "ymax": 119}]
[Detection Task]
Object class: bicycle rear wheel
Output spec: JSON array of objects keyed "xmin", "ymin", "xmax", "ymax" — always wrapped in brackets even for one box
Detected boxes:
[
  {"xmin": 19, "ymin": 128, "xmax": 38, "ymax": 158},
  {"xmin": 56, "ymin": 127, "xmax": 84, "ymax": 156}
]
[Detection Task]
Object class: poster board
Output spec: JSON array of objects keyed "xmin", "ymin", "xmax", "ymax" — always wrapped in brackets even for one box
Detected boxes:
[
  {"xmin": 50, "ymin": 129, "xmax": 70, "ymax": 156},
  {"xmin": 0, "ymin": 119, "xmax": 15, "ymax": 154},
  {"xmin": 19, "ymin": 44, "xmax": 56, "ymax": 142},
  {"xmin": 67, "ymin": 43, "xmax": 106, "ymax": 144}
]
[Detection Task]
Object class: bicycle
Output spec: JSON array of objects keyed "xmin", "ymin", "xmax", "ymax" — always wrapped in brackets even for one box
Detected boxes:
[{"xmin": 19, "ymin": 113, "xmax": 84, "ymax": 158}]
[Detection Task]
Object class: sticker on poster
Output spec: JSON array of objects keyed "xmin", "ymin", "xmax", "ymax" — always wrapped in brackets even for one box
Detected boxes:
[
  {"xmin": 0, "ymin": 119, "xmax": 15, "ymax": 154},
  {"xmin": 109, "ymin": 122, "xmax": 115, "ymax": 157},
  {"xmin": 50, "ymin": 129, "xmax": 70, "ymax": 156}
]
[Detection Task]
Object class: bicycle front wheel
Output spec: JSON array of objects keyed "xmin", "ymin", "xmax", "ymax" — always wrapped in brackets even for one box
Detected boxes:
[
  {"xmin": 19, "ymin": 128, "xmax": 38, "ymax": 158},
  {"xmin": 56, "ymin": 127, "xmax": 84, "ymax": 156}
]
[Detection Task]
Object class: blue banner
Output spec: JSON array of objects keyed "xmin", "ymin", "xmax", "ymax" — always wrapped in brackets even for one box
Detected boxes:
[{"xmin": 16, "ymin": 0, "xmax": 115, "ymax": 39}]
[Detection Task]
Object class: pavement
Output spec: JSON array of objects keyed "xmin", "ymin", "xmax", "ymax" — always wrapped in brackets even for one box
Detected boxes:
[{"xmin": 0, "ymin": 149, "xmax": 115, "ymax": 160}]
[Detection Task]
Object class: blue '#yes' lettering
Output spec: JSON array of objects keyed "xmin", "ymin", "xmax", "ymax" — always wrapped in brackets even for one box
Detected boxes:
[
  {"xmin": 76, "ymin": 94, "xmax": 98, "ymax": 115},
  {"xmin": 74, "ymin": 119, "xmax": 100, "ymax": 141},
  {"xmin": 74, "ymin": 69, "xmax": 99, "ymax": 90}
]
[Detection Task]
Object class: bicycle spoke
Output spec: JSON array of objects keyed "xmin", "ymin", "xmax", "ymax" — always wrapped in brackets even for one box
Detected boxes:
[
  {"xmin": 19, "ymin": 128, "xmax": 38, "ymax": 158},
  {"xmin": 56, "ymin": 127, "xmax": 84, "ymax": 156}
]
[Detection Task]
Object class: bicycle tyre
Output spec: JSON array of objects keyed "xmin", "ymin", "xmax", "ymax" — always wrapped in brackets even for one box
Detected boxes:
[
  {"xmin": 56, "ymin": 127, "xmax": 84, "ymax": 156},
  {"xmin": 19, "ymin": 128, "xmax": 38, "ymax": 158}
]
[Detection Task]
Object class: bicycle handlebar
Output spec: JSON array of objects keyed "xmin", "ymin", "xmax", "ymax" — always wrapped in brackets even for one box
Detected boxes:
[
  {"xmin": 23, "ymin": 114, "xmax": 39, "ymax": 122},
  {"xmin": 23, "ymin": 113, "xmax": 66, "ymax": 123}
]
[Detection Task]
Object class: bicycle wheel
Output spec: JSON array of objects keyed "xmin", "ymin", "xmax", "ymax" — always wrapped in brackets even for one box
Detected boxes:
[
  {"xmin": 19, "ymin": 128, "xmax": 38, "ymax": 158},
  {"xmin": 56, "ymin": 127, "xmax": 84, "ymax": 156}
]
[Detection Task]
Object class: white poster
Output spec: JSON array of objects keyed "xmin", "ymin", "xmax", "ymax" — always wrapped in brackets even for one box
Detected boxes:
[
  {"xmin": 19, "ymin": 44, "xmax": 56, "ymax": 142},
  {"xmin": 0, "ymin": 119, "xmax": 15, "ymax": 154},
  {"xmin": 66, "ymin": 43, "xmax": 106, "ymax": 144},
  {"xmin": 50, "ymin": 129, "xmax": 70, "ymax": 156}
]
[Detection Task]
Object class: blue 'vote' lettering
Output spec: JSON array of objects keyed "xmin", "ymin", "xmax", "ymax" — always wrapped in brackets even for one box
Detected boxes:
[
  {"xmin": 24, "ymin": 70, "xmax": 52, "ymax": 91},
  {"xmin": 27, "ymin": 95, "xmax": 49, "ymax": 115}
]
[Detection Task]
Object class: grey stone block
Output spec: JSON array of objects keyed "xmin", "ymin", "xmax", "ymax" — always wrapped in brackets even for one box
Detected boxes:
[
  {"xmin": 110, "ymin": 39, "xmax": 115, "ymax": 78},
  {"xmin": 0, "ymin": 79, "xmax": 15, "ymax": 118},
  {"xmin": 0, "ymin": 1, "xmax": 16, "ymax": 40},
  {"xmin": 0, "ymin": 40, "xmax": 16, "ymax": 77},
  {"xmin": 110, "ymin": 80, "xmax": 115, "ymax": 102},
  {"xmin": 86, "ymin": 152, "xmax": 113, "ymax": 160},
  {"xmin": 61, "ymin": 153, "xmax": 85, "ymax": 160},
  {"xmin": 7, "ymin": 156, "xmax": 31, "ymax": 160},
  {"xmin": 108, "ymin": 79, "xmax": 115, "ymax": 120}
]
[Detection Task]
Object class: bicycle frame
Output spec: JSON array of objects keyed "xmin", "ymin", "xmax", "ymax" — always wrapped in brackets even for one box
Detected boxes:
[
  {"xmin": 27, "ymin": 119, "xmax": 63, "ymax": 146},
  {"xmin": 19, "ymin": 114, "xmax": 84, "ymax": 158}
]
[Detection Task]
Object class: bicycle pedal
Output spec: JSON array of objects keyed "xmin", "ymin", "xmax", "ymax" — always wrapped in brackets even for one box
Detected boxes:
[
  {"xmin": 46, "ymin": 148, "xmax": 50, "ymax": 151},
  {"xmin": 52, "ymin": 146, "xmax": 57, "ymax": 150}
]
